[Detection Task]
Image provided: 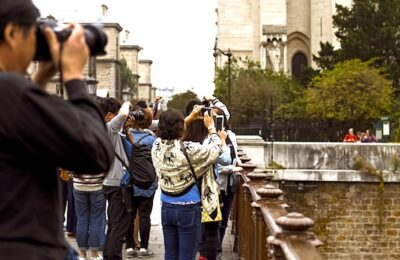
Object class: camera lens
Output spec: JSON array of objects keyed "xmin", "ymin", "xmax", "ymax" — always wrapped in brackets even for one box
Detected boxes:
[
  {"xmin": 83, "ymin": 24, "xmax": 107, "ymax": 57},
  {"xmin": 34, "ymin": 20, "xmax": 108, "ymax": 61},
  {"xmin": 129, "ymin": 110, "xmax": 145, "ymax": 121}
]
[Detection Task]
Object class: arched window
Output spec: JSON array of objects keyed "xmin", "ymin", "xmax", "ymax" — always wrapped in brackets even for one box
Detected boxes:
[{"xmin": 292, "ymin": 52, "xmax": 308, "ymax": 79}]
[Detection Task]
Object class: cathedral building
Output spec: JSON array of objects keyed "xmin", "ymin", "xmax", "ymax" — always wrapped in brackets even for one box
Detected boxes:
[{"xmin": 214, "ymin": 0, "xmax": 352, "ymax": 77}]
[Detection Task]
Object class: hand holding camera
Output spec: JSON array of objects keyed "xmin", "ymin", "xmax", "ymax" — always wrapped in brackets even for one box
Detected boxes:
[{"xmin": 203, "ymin": 110, "xmax": 215, "ymax": 132}]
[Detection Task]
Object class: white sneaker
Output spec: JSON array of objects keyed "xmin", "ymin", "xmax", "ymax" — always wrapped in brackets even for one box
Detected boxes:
[
  {"xmin": 126, "ymin": 248, "xmax": 139, "ymax": 258},
  {"xmin": 138, "ymin": 248, "xmax": 154, "ymax": 258}
]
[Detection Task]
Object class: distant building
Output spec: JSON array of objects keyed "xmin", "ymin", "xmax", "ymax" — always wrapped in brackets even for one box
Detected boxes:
[
  {"xmin": 215, "ymin": 0, "xmax": 352, "ymax": 78},
  {"xmin": 138, "ymin": 59, "xmax": 154, "ymax": 105}
]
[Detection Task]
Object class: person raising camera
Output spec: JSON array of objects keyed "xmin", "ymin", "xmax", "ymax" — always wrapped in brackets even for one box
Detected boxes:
[{"xmin": 0, "ymin": 0, "xmax": 114, "ymax": 259}]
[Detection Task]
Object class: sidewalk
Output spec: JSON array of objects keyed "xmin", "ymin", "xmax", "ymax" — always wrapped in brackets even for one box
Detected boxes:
[{"xmin": 66, "ymin": 188, "xmax": 237, "ymax": 259}]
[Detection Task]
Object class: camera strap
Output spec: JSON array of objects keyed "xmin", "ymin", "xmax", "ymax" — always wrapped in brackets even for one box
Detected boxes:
[{"xmin": 58, "ymin": 43, "xmax": 65, "ymax": 98}]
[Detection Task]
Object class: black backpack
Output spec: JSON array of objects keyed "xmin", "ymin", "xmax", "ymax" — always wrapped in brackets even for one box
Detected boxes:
[{"xmin": 117, "ymin": 134, "xmax": 156, "ymax": 189}]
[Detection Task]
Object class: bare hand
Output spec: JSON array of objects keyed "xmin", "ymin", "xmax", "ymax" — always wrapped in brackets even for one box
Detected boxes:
[
  {"xmin": 59, "ymin": 24, "xmax": 89, "ymax": 82},
  {"xmin": 32, "ymin": 28, "xmax": 60, "ymax": 87},
  {"xmin": 203, "ymin": 111, "xmax": 214, "ymax": 129},
  {"xmin": 203, "ymin": 95, "xmax": 216, "ymax": 102},
  {"xmin": 190, "ymin": 105, "xmax": 203, "ymax": 121},
  {"xmin": 218, "ymin": 130, "xmax": 228, "ymax": 141}
]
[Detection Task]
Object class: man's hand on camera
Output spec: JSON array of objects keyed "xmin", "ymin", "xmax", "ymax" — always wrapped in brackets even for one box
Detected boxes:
[
  {"xmin": 32, "ymin": 28, "xmax": 60, "ymax": 88},
  {"xmin": 60, "ymin": 24, "xmax": 89, "ymax": 82}
]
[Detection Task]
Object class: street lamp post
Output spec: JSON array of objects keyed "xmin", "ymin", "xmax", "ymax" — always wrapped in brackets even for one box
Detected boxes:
[
  {"xmin": 85, "ymin": 76, "xmax": 98, "ymax": 95},
  {"xmin": 213, "ymin": 47, "xmax": 232, "ymax": 108}
]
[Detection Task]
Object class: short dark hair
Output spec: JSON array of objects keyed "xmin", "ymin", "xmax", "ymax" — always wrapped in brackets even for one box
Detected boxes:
[
  {"xmin": 185, "ymin": 99, "xmax": 202, "ymax": 116},
  {"xmin": 131, "ymin": 105, "xmax": 153, "ymax": 129},
  {"xmin": 99, "ymin": 97, "xmax": 121, "ymax": 116},
  {"xmin": 0, "ymin": 0, "xmax": 40, "ymax": 42},
  {"xmin": 158, "ymin": 109, "xmax": 185, "ymax": 140}
]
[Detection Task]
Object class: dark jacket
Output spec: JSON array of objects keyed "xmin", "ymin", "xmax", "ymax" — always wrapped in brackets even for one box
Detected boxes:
[{"xmin": 0, "ymin": 72, "xmax": 113, "ymax": 260}]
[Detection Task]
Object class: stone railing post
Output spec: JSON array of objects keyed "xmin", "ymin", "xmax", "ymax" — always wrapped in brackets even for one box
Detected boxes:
[{"xmin": 268, "ymin": 212, "xmax": 323, "ymax": 260}]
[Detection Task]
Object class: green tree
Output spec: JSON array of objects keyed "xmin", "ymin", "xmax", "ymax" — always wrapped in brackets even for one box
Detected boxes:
[
  {"xmin": 120, "ymin": 58, "xmax": 137, "ymax": 93},
  {"xmin": 167, "ymin": 90, "xmax": 199, "ymax": 114},
  {"xmin": 305, "ymin": 59, "xmax": 392, "ymax": 124},
  {"xmin": 214, "ymin": 59, "xmax": 305, "ymax": 127},
  {"xmin": 315, "ymin": 0, "xmax": 400, "ymax": 93}
]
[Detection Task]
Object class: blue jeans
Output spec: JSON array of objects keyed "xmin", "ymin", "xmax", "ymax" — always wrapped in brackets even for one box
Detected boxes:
[
  {"xmin": 161, "ymin": 202, "xmax": 201, "ymax": 260},
  {"xmin": 73, "ymin": 189, "xmax": 106, "ymax": 250}
]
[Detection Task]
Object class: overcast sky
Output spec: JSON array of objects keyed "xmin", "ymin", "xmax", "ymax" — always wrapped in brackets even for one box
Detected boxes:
[{"xmin": 32, "ymin": 0, "xmax": 218, "ymax": 98}]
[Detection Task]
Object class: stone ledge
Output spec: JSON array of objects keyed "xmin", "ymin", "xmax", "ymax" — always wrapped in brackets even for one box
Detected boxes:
[{"xmin": 273, "ymin": 169, "xmax": 400, "ymax": 183}]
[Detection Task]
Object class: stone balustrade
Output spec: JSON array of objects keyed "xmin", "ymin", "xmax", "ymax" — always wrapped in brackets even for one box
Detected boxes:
[{"xmin": 231, "ymin": 149, "xmax": 323, "ymax": 260}]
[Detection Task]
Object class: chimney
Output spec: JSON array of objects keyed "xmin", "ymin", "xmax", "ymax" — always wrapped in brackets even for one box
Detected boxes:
[
  {"xmin": 101, "ymin": 4, "xmax": 108, "ymax": 17},
  {"xmin": 124, "ymin": 30, "xmax": 130, "ymax": 42}
]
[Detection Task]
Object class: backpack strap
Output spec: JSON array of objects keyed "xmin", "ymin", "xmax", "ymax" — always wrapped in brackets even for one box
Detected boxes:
[
  {"xmin": 115, "ymin": 152, "xmax": 131, "ymax": 174},
  {"xmin": 136, "ymin": 133, "xmax": 151, "ymax": 144}
]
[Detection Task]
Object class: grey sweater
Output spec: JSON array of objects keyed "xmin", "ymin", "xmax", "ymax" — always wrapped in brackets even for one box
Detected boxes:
[{"xmin": 103, "ymin": 114, "xmax": 129, "ymax": 186}]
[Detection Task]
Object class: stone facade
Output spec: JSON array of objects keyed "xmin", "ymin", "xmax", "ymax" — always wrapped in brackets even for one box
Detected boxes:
[
  {"xmin": 120, "ymin": 44, "xmax": 142, "ymax": 99},
  {"xmin": 96, "ymin": 23, "xmax": 123, "ymax": 99},
  {"xmin": 215, "ymin": 0, "xmax": 352, "ymax": 74},
  {"xmin": 138, "ymin": 60, "xmax": 153, "ymax": 104}
]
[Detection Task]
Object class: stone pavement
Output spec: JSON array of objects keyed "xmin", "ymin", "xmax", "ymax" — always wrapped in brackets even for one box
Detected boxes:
[{"xmin": 66, "ymin": 188, "xmax": 237, "ymax": 260}]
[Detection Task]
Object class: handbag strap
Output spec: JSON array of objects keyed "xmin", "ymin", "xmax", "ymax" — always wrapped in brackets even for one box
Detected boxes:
[{"xmin": 180, "ymin": 142, "xmax": 201, "ymax": 191}]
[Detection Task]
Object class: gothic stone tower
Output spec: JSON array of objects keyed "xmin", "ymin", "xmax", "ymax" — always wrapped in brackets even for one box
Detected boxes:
[{"xmin": 215, "ymin": 0, "xmax": 352, "ymax": 77}]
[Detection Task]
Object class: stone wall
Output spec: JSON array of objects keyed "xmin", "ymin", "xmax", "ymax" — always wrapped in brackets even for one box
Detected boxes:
[
  {"xmin": 279, "ymin": 181, "xmax": 400, "ymax": 259},
  {"xmin": 266, "ymin": 142, "xmax": 400, "ymax": 171},
  {"xmin": 120, "ymin": 45, "xmax": 141, "ymax": 74},
  {"xmin": 96, "ymin": 62, "xmax": 118, "ymax": 98}
]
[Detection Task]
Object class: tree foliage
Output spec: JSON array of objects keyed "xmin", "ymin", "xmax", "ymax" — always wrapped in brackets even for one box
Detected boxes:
[
  {"xmin": 214, "ymin": 59, "xmax": 305, "ymax": 127},
  {"xmin": 315, "ymin": 0, "xmax": 400, "ymax": 93},
  {"xmin": 120, "ymin": 58, "xmax": 137, "ymax": 93},
  {"xmin": 167, "ymin": 90, "xmax": 199, "ymax": 114},
  {"xmin": 305, "ymin": 59, "xmax": 392, "ymax": 124}
]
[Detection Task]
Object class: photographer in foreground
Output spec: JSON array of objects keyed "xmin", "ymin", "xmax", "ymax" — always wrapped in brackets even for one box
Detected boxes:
[{"xmin": 0, "ymin": 0, "xmax": 114, "ymax": 259}]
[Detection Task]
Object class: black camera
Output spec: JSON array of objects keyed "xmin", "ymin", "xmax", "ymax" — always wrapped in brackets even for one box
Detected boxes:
[
  {"xmin": 34, "ymin": 20, "xmax": 108, "ymax": 61},
  {"xmin": 129, "ymin": 109, "xmax": 145, "ymax": 121},
  {"xmin": 201, "ymin": 107, "xmax": 212, "ymax": 116}
]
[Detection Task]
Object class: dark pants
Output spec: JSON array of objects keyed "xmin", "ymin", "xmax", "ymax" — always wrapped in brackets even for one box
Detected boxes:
[
  {"xmin": 103, "ymin": 186, "xmax": 130, "ymax": 260},
  {"xmin": 162, "ymin": 202, "xmax": 201, "ymax": 260},
  {"xmin": 218, "ymin": 189, "xmax": 235, "ymax": 252},
  {"xmin": 66, "ymin": 180, "xmax": 77, "ymax": 234},
  {"xmin": 199, "ymin": 221, "xmax": 220, "ymax": 260},
  {"xmin": 126, "ymin": 194, "xmax": 155, "ymax": 249}
]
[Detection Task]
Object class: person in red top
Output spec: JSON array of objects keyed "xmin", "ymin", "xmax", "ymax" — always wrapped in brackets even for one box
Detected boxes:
[{"xmin": 343, "ymin": 128, "xmax": 358, "ymax": 142}]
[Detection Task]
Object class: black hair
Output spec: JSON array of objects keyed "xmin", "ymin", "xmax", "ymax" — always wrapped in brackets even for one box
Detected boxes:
[
  {"xmin": 183, "ymin": 99, "xmax": 208, "ymax": 143},
  {"xmin": 99, "ymin": 97, "xmax": 121, "ymax": 117},
  {"xmin": 0, "ymin": 0, "xmax": 40, "ymax": 41},
  {"xmin": 158, "ymin": 109, "xmax": 185, "ymax": 140},
  {"xmin": 185, "ymin": 99, "xmax": 202, "ymax": 116},
  {"xmin": 182, "ymin": 119, "xmax": 208, "ymax": 143},
  {"xmin": 135, "ymin": 100, "xmax": 148, "ymax": 109}
]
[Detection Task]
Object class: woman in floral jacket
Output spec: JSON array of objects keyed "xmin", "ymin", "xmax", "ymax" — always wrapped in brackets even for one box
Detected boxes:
[{"xmin": 152, "ymin": 107, "xmax": 222, "ymax": 260}]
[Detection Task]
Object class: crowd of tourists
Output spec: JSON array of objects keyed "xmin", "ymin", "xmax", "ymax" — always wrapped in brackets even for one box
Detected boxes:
[{"xmin": 0, "ymin": 2, "xmax": 242, "ymax": 260}]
